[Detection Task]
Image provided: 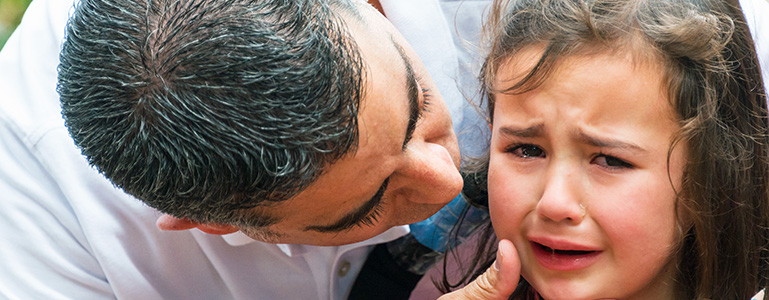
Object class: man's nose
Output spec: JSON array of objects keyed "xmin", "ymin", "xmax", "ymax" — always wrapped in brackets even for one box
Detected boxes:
[
  {"xmin": 536, "ymin": 162, "xmax": 586, "ymax": 224},
  {"xmin": 396, "ymin": 141, "xmax": 463, "ymax": 205}
]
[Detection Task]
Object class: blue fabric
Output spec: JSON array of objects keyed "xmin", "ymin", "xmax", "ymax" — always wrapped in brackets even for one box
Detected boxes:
[{"xmin": 409, "ymin": 194, "xmax": 488, "ymax": 252}]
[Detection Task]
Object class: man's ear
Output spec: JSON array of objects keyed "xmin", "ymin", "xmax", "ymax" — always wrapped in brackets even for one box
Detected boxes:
[
  {"xmin": 367, "ymin": 0, "xmax": 385, "ymax": 15},
  {"xmin": 156, "ymin": 214, "xmax": 239, "ymax": 235}
]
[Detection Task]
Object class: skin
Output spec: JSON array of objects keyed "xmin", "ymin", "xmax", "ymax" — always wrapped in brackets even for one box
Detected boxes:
[
  {"xmin": 367, "ymin": 0, "xmax": 385, "ymax": 15},
  {"xmin": 487, "ymin": 47, "xmax": 687, "ymax": 299},
  {"xmin": 158, "ymin": 2, "xmax": 463, "ymax": 246}
]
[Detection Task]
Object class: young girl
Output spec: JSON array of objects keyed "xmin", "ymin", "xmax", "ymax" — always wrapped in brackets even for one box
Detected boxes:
[{"xmin": 443, "ymin": 0, "xmax": 769, "ymax": 298}]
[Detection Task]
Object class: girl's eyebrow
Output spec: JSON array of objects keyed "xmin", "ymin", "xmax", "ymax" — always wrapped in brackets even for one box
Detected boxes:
[
  {"xmin": 498, "ymin": 124, "xmax": 647, "ymax": 153},
  {"xmin": 575, "ymin": 131, "xmax": 647, "ymax": 152},
  {"xmin": 498, "ymin": 124, "xmax": 545, "ymax": 138}
]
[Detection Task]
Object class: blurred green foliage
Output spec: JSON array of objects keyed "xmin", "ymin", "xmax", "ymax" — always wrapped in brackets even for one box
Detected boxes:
[{"xmin": 0, "ymin": 0, "xmax": 33, "ymax": 50}]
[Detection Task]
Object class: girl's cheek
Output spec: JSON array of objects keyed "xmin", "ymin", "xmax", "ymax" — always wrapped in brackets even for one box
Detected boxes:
[{"xmin": 488, "ymin": 170, "xmax": 523, "ymax": 237}]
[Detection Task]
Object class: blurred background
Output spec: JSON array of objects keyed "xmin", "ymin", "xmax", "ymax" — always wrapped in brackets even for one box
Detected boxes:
[{"xmin": 0, "ymin": 0, "xmax": 33, "ymax": 50}]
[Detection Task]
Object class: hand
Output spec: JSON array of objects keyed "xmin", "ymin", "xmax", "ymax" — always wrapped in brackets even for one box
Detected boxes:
[{"xmin": 437, "ymin": 239, "xmax": 520, "ymax": 300}]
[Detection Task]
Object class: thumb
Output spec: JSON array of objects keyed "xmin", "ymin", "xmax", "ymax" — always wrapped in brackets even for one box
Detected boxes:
[{"xmin": 438, "ymin": 239, "xmax": 520, "ymax": 300}]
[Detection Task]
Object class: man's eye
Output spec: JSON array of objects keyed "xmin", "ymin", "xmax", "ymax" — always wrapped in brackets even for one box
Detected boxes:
[
  {"xmin": 415, "ymin": 76, "xmax": 432, "ymax": 120},
  {"xmin": 419, "ymin": 87, "xmax": 432, "ymax": 117},
  {"xmin": 506, "ymin": 144, "xmax": 545, "ymax": 158},
  {"xmin": 353, "ymin": 201, "xmax": 386, "ymax": 228},
  {"xmin": 592, "ymin": 154, "xmax": 633, "ymax": 169}
]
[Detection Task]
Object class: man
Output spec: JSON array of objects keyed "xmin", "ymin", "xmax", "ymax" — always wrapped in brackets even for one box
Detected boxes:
[
  {"xmin": 58, "ymin": 0, "xmax": 465, "ymax": 246},
  {"xmin": 0, "ymin": 0, "xmax": 498, "ymax": 298}
]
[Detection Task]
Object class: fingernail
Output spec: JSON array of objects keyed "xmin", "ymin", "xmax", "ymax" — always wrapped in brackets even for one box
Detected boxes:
[{"xmin": 493, "ymin": 245, "xmax": 504, "ymax": 271}]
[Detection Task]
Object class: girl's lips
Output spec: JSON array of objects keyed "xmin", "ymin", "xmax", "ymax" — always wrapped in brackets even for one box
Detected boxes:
[{"xmin": 529, "ymin": 241, "xmax": 602, "ymax": 271}]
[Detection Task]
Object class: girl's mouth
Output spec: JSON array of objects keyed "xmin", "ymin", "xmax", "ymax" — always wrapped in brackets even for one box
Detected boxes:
[
  {"xmin": 537, "ymin": 243, "xmax": 595, "ymax": 256},
  {"xmin": 530, "ymin": 241, "xmax": 602, "ymax": 271}
]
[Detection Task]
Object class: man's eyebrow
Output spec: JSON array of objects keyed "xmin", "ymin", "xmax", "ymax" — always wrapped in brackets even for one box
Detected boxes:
[
  {"xmin": 303, "ymin": 178, "xmax": 389, "ymax": 233},
  {"xmin": 393, "ymin": 37, "xmax": 421, "ymax": 150}
]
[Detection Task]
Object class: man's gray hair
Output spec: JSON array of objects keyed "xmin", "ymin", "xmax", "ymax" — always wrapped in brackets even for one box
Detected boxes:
[{"xmin": 58, "ymin": 0, "xmax": 367, "ymax": 227}]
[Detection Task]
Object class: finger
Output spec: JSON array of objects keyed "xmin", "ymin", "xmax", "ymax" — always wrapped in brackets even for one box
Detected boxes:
[{"xmin": 438, "ymin": 239, "xmax": 520, "ymax": 300}]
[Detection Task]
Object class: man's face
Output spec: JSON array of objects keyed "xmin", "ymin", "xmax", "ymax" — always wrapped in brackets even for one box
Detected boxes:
[{"xmin": 238, "ymin": 4, "xmax": 462, "ymax": 246}]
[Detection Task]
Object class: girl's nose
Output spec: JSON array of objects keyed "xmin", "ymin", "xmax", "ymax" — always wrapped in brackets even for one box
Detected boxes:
[{"xmin": 536, "ymin": 163, "xmax": 586, "ymax": 224}]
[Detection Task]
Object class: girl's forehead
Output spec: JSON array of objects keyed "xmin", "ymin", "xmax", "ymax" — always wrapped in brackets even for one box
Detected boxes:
[
  {"xmin": 493, "ymin": 40, "xmax": 662, "ymax": 87},
  {"xmin": 492, "ymin": 48, "xmax": 679, "ymax": 142}
]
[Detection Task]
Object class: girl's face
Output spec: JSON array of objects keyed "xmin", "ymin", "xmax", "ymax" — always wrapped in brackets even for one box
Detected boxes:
[{"xmin": 488, "ymin": 48, "xmax": 687, "ymax": 300}]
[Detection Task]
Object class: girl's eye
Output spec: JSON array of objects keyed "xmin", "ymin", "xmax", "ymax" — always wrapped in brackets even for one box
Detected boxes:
[
  {"xmin": 592, "ymin": 154, "xmax": 633, "ymax": 169},
  {"xmin": 506, "ymin": 144, "xmax": 545, "ymax": 158}
]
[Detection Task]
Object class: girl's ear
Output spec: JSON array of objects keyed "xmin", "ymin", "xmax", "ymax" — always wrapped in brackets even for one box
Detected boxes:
[{"xmin": 156, "ymin": 214, "xmax": 239, "ymax": 235}]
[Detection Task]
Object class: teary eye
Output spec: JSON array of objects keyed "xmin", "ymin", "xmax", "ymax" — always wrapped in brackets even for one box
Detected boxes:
[
  {"xmin": 591, "ymin": 154, "xmax": 633, "ymax": 169},
  {"xmin": 506, "ymin": 144, "xmax": 545, "ymax": 158}
]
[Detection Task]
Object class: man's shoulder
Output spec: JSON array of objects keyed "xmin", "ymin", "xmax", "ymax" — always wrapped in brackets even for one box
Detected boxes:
[{"xmin": 0, "ymin": 0, "xmax": 74, "ymax": 134}]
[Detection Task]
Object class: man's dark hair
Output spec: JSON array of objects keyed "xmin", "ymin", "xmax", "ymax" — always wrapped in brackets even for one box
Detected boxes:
[{"xmin": 58, "ymin": 0, "xmax": 366, "ymax": 227}]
